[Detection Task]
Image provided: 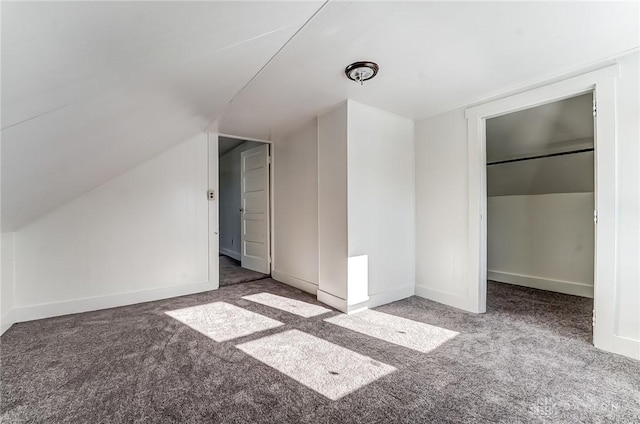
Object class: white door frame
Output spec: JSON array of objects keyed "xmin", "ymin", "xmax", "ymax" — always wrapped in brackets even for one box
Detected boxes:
[
  {"xmin": 465, "ymin": 64, "xmax": 625, "ymax": 355},
  {"xmin": 208, "ymin": 133, "xmax": 274, "ymax": 286}
]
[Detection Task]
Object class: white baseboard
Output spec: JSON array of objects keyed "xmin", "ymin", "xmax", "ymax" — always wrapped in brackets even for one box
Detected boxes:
[
  {"xmin": 317, "ymin": 284, "xmax": 415, "ymax": 315},
  {"xmin": 317, "ymin": 289, "xmax": 352, "ymax": 314},
  {"xmin": 1, "ymin": 309, "xmax": 15, "ymax": 335},
  {"xmin": 488, "ymin": 270, "xmax": 594, "ymax": 298},
  {"xmin": 414, "ymin": 285, "xmax": 477, "ymax": 312},
  {"xmin": 351, "ymin": 284, "xmax": 415, "ymax": 311},
  {"xmin": 12, "ymin": 280, "xmax": 217, "ymax": 324},
  {"xmin": 272, "ymin": 270, "xmax": 318, "ymax": 296},
  {"xmin": 605, "ymin": 335, "xmax": 640, "ymax": 361},
  {"xmin": 220, "ymin": 248, "xmax": 241, "ymax": 261}
]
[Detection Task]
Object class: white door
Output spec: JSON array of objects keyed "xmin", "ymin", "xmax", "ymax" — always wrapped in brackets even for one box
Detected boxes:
[{"xmin": 240, "ymin": 144, "xmax": 270, "ymax": 274}]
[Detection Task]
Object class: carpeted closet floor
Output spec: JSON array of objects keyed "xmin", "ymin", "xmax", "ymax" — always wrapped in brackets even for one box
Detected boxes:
[{"xmin": 1, "ymin": 280, "xmax": 639, "ymax": 423}]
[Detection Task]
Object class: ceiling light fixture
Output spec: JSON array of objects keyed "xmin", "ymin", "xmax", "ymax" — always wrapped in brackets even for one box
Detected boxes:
[{"xmin": 345, "ymin": 61, "xmax": 379, "ymax": 85}]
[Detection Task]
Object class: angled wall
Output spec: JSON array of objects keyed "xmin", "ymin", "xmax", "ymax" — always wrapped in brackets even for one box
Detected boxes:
[{"xmin": 9, "ymin": 133, "xmax": 212, "ymax": 324}]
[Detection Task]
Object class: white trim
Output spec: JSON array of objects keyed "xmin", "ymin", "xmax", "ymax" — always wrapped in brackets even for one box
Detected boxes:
[
  {"xmin": 316, "ymin": 289, "xmax": 367, "ymax": 314},
  {"xmin": 465, "ymin": 63, "xmax": 635, "ymax": 358},
  {"xmin": 488, "ymin": 271, "xmax": 594, "ymax": 298},
  {"xmin": 1, "ymin": 309, "xmax": 15, "ymax": 335},
  {"xmin": 351, "ymin": 284, "xmax": 415, "ymax": 311},
  {"xmin": 218, "ymin": 133, "xmax": 272, "ymax": 144},
  {"xmin": 212, "ymin": 133, "xmax": 275, "ymax": 282},
  {"xmin": 272, "ymin": 270, "xmax": 318, "ymax": 296},
  {"xmin": 12, "ymin": 280, "xmax": 216, "ymax": 324},
  {"xmin": 318, "ymin": 285, "xmax": 415, "ymax": 315},
  {"xmin": 207, "ymin": 133, "xmax": 220, "ymax": 289},
  {"xmin": 414, "ymin": 285, "xmax": 473, "ymax": 312},
  {"xmin": 220, "ymin": 248, "xmax": 241, "ymax": 262}
]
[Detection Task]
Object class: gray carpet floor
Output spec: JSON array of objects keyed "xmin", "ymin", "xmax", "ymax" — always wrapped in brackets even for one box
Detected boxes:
[
  {"xmin": 219, "ymin": 254, "xmax": 269, "ymax": 287},
  {"xmin": 1, "ymin": 280, "xmax": 639, "ymax": 423}
]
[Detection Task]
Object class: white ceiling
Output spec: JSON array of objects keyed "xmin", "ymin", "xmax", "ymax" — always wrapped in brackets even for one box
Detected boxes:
[
  {"xmin": 486, "ymin": 93, "xmax": 594, "ymax": 163},
  {"xmin": 1, "ymin": 1, "xmax": 322, "ymax": 230},
  {"xmin": 2, "ymin": 1, "xmax": 638, "ymax": 231},
  {"xmin": 219, "ymin": 1, "xmax": 638, "ymax": 139}
]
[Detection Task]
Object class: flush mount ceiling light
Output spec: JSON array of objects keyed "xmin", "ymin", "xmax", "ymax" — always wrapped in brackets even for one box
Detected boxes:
[{"xmin": 345, "ymin": 61, "xmax": 379, "ymax": 85}]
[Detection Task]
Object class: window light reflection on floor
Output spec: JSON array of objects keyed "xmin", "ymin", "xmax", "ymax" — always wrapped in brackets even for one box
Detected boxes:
[
  {"xmin": 325, "ymin": 309, "xmax": 459, "ymax": 353},
  {"xmin": 236, "ymin": 329, "xmax": 396, "ymax": 400},
  {"xmin": 165, "ymin": 301, "xmax": 283, "ymax": 342}
]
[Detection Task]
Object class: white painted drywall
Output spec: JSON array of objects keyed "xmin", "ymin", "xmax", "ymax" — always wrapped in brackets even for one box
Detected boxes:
[
  {"xmin": 414, "ymin": 51, "xmax": 640, "ymax": 356},
  {"xmin": 272, "ymin": 121, "xmax": 319, "ymax": 293},
  {"xmin": 487, "ymin": 194, "xmax": 594, "ymax": 297},
  {"xmin": 318, "ymin": 102, "xmax": 349, "ymax": 302},
  {"xmin": 414, "ymin": 109, "xmax": 469, "ymax": 308},
  {"xmin": 1, "ymin": 233, "xmax": 15, "ymax": 334},
  {"xmin": 219, "ymin": 140, "xmax": 263, "ymax": 260},
  {"xmin": 347, "ymin": 100, "xmax": 415, "ymax": 304},
  {"xmin": 12, "ymin": 134, "xmax": 211, "ymax": 321},
  {"xmin": 317, "ymin": 100, "xmax": 415, "ymax": 311}
]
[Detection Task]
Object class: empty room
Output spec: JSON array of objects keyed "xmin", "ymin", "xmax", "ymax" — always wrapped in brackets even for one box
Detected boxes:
[{"xmin": 1, "ymin": 2, "xmax": 639, "ymax": 423}]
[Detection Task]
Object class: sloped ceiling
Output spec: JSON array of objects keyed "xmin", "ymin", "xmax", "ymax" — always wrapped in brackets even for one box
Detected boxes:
[
  {"xmin": 2, "ymin": 1, "xmax": 638, "ymax": 231},
  {"xmin": 486, "ymin": 93, "xmax": 594, "ymax": 163},
  {"xmin": 1, "ymin": 1, "xmax": 323, "ymax": 231}
]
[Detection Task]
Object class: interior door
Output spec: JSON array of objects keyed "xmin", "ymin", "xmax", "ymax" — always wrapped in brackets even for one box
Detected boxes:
[{"xmin": 240, "ymin": 144, "xmax": 270, "ymax": 274}]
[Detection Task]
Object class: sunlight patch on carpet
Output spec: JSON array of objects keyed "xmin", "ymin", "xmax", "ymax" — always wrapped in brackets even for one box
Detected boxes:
[
  {"xmin": 236, "ymin": 329, "xmax": 395, "ymax": 400},
  {"xmin": 325, "ymin": 310, "xmax": 458, "ymax": 353},
  {"xmin": 242, "ymin": 293, "xmax": 332, "ymax": 318},
  {"xmin": 166, "ymin": 302, "xmax": 283, "ymax": 342}
]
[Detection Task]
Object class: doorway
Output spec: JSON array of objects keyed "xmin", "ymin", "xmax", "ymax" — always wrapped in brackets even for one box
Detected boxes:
[
  {"xmin": 484, "ymin": 93, "xmax": 595, "ymax": 341},
  {"xmin": 465, "ymin": 64, "xmax": 620, "ymax": 353},
  {"xmin": 217, "ymin": 135, "xmax": 272, "ymax": 287}
]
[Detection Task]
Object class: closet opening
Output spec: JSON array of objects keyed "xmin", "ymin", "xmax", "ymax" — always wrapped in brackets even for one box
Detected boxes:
[
  {"xmin": 217, "ymin": 135, "xmax": 272, "ymax": 287},
  {"xmin": 485, "ymin": 92, "xmax": 595, "ymax": 342}
]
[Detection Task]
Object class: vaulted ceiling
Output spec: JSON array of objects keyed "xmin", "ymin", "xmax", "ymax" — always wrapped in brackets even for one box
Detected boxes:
[
  {"xmin": 487, "ymin": 93, "xmax": 594, "ymax": 163},
  {"xmin": 2, "ymin": 1, "xmax": 638, "ymax": 231}
]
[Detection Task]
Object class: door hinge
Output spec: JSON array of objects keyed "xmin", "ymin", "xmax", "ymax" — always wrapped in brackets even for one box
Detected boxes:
[
  {"xmin": 267, "ymin": 155, "xmax": 272, "ymax": 165},
  {"xmin": 594, "ymin": 210, "xmax": 598, "ymax": 224},
  {"xmin": 207, "ymin": 190, "xmax": 215, "ymax": 201},
  {"xmin": 592, "ymin": 309, "xmax": 596, "ymax": 326},
  {"xmin": 593, "ymin": 100, "xmax": 597, "ymax": 117}
]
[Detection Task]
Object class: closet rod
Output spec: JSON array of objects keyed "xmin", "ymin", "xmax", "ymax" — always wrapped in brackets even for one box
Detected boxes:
[{"xmin": 487, "ymin": 147, "xmax": 594, "ymax": 166}]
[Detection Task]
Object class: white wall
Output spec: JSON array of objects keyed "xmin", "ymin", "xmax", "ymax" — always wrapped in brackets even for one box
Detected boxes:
[
  {"xmin": 1, "ymin": 233, "xmax": 15, "ymax": 334},
  {"xmin": 317, "ymin": 100, "xmax": 415, "ymax": 312},
  {"xmin": 11, "ymin": 134, "xmax": 212, "ymax": 322},
  {"xmin": 219, "ymin": 140, "xmax": 263, "ymax": 260},
  {"xmin": 347, "ymin": 101, "xmax": 415, "ymax": 305},
  {"xmin": 488, "ymin": 194, "xmax": 594, "ymax": 297},
  {"xmin": 318, "ymin": 103, "xmax": 349, "ymax": 302},
  {"xmin": 415, "ymin": 109, "xmax": 470, "ymax": 308},
  {"xmin": 272, "ymin": 121, "xmax": 319, "ymax": 294},
  {"xmin": 414, "ymin": 51, "xmax": 640, "ymax": 358}
]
